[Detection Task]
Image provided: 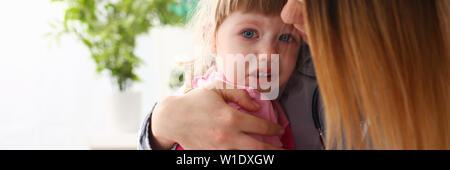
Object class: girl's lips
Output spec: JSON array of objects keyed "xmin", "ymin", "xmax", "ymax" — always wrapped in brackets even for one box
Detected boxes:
[
  {"xmin": 249, "ymin": 68, "xmax": 273, "ymax": 82},
  {"xmin": 249, "ymin": 68, "xmax": 272, "ymax": 76}
]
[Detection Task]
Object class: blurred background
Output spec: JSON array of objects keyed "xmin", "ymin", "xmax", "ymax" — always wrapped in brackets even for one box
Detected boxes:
[{"xmin": 0, "ymin": 0, "xmax": 196, "ymax": 149}]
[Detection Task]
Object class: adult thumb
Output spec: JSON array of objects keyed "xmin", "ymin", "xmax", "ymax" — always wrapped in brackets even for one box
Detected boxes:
[{"xmin": 218, "ymin": 89, "xmax": 260, "ymax": 112}]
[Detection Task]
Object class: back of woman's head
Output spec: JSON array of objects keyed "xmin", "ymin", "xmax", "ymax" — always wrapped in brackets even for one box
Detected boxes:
[{"xmin": 305, "ymin": 0, "xmax": 450, "ymax": 149}]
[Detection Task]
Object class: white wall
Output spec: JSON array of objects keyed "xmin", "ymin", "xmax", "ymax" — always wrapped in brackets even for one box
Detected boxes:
[{"xmin": 0, "ymin": 0, "xmax": 193, "ymax": 149}]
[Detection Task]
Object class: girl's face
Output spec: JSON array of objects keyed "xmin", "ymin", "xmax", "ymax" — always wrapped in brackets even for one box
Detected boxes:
[{"xmin": 213, "ymin": 11, "xmax": 300, "ymax": 90}]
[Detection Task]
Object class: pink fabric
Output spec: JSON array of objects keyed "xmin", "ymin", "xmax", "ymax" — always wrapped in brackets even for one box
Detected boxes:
[{"xmin": 176, "ymin": 68, "xmax": 294, "ymax": 150}]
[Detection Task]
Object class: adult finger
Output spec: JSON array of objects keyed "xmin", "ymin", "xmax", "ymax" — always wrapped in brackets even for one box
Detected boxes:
[
  {"xmin": 224, "ymin": 107, "xmax": 284, "ymax": 136},
  {"xmin": 231, "ymin": 133, "xmax": 284, "ymax": 150},
  {"xmin": 218, "ymin": 89, "xmax": 260, "ymax": 112}
]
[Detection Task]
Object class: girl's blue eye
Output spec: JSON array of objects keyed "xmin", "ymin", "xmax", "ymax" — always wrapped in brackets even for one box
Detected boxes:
[
  {"xmin": 279, "ymin": 34, "xmax": 292, "ymax": 42},
  {"xmin": 242, "ymin": 30, "xmax": 256, "ymax": 39}
]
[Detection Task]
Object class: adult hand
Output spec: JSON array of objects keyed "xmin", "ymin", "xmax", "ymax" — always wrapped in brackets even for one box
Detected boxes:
[{"xmin": 150, "ymin": 87, "xmax": 285, "ymax": 150}]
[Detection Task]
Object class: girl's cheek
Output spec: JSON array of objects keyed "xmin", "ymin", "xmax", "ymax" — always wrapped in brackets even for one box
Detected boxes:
[
  {"xmin": 218, "ymin": 42, "xmax": 241, "ymax": 55},
  {"xmin": 279, "ymin": 47, "xmax": 300, "ymax": 84},
  {"xmin": 217, "ymin": 56, "xmax": 237, "ymax": 82}
]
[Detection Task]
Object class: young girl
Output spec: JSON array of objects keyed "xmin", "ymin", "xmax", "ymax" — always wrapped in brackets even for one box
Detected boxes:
[{"xmin": 177, "ymin": 0, "xmax": 300, "ymax": 150}]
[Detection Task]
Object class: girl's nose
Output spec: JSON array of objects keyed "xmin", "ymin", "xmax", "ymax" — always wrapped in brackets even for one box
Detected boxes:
[{"xmin": 259, "ymin": 41, "xmax": 278, "ymax": 56}]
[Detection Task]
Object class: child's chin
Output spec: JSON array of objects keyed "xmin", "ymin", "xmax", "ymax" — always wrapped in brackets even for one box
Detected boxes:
[{"xmin": 244, "ymin": 83, "xmax": 276, "ymax": 92}]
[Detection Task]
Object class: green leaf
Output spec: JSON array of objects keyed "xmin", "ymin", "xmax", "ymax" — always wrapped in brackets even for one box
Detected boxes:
[{"xmin": 52, "ymin": 0, "xmax": 190, "ymax": 91}]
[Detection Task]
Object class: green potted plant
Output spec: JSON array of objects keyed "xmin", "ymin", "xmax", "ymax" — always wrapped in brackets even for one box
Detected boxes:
[{"xmin": 52, "ymin": 0, "xmax": 195, "ymax": 133}]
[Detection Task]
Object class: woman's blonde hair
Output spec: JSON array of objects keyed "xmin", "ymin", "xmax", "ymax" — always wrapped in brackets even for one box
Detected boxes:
[
  {"xmin": 185, "ymin": 0, "xmax": 287, "ymax": 88},
  {"xmin": 305, "ymin": 0, "xmax": 450, "ymax": 149}
]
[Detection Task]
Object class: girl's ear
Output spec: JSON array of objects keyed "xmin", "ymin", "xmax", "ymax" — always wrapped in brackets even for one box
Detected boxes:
[
  {"xmin": 211, "ymin": 37, "xmax": 218, "ymax": 56},
  {"xmin": 202, "ymin": 23, "xmax": 218, "ymax": 56}
]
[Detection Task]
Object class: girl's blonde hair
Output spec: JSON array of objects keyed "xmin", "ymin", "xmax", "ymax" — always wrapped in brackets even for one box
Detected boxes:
[
  {"xmin": 305, "ymin": 0, "xmax": 450, "ymax": 149},
  {"xmin": 185, "ymin": 0, "xmax": 287, "ymax": 88}
]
